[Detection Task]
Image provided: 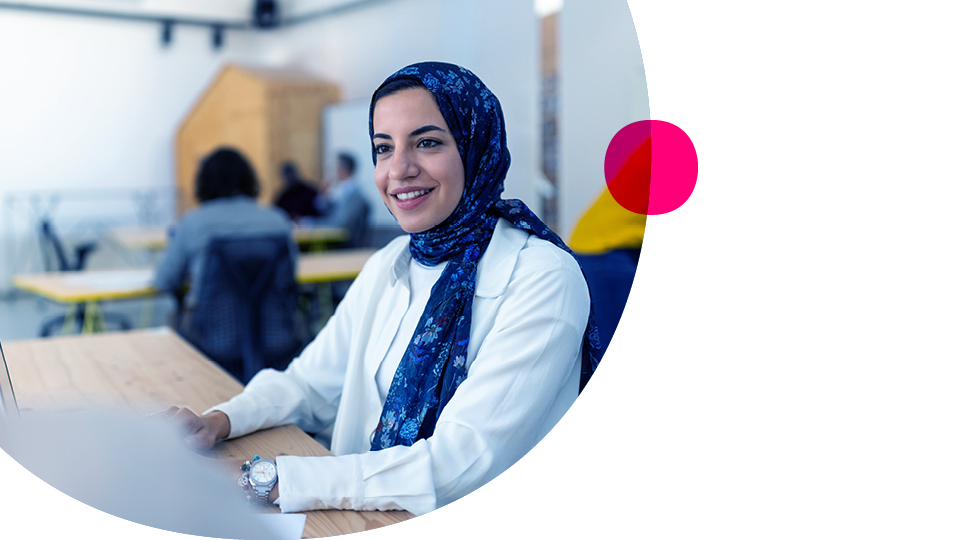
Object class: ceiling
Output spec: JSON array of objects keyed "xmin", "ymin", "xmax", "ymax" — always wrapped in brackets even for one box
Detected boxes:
[{"xmin": 0, "ymin": 0, "xmax": 383, "ymax": 28}]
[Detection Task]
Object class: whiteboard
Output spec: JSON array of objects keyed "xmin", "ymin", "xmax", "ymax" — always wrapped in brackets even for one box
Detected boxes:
[{"xmin": 322, "ymin": 100, "xmax": 397, "ymax": 228}]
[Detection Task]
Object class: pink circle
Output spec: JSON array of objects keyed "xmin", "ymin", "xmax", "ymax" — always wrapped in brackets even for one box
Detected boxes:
[{"xmin": 604, "ymin": 120, "xmax": 698, "ymax": 215}]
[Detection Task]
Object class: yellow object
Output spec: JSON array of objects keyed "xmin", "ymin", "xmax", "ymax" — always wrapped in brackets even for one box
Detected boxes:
[{"xmin": 567, "ymin": 188, "xmax": 646, "ymax": 254}]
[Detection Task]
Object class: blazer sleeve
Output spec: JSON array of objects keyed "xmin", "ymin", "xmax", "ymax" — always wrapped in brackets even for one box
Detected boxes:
[{"xmin": 274, "ymin": 244, "xmax": 589, "ymax": 515}]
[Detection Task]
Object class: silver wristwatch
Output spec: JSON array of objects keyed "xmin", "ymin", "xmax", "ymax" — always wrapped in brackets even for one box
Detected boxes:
[{"xmin": 239, "ymin": 455, "xmax": 278, "ymax": 504}]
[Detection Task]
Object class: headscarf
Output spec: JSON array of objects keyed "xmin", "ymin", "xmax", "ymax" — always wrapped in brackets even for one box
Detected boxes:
[{"xmin": 369, "ymin": 62, "xmax": 602, "ymax": 450}]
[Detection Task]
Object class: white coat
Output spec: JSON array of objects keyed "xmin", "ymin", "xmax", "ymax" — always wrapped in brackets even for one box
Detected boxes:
[{"xmin": 209, "ymin": 218, "xmax": 590, "ymax": 515}]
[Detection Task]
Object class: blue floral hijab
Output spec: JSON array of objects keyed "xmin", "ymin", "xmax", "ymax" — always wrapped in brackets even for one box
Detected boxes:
[{"xmin": 369, "ymin": 62, "xmax": 602, "ymax": 450}]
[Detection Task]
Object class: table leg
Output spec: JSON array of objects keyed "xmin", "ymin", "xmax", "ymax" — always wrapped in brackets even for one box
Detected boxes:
[
  {"xmin": 318, "ymin": 282, "xmax": 334, "ymax": 329},
  {"xmin": 82, "ymin": 301, "xmax": 105, "ymax": 334},
  {"xmin": 61, "ymin": 304, "xmax": 78, "ymax": 335},
  {"xmin": 139, "ymin": 299, "xmax": 153, "ymax": 328}
]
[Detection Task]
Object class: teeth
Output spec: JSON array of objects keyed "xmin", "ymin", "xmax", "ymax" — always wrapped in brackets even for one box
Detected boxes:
[{"xmin": 396, "ymin": 189, "xmax": 430, "ymax": 201}]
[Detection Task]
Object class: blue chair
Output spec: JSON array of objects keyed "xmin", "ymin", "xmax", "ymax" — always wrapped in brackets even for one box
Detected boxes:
[{"xmin": 180, "ymin": 235, "xmax": 306, "ymax": 384}]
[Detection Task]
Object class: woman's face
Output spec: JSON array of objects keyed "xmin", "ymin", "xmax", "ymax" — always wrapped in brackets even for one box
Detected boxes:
[{"xmin": 372, "ymin": 88, "xmax": 465, "ymax": 234}]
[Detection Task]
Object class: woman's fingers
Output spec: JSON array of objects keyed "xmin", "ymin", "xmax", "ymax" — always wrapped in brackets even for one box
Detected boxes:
[
  {"xmin": 179, "ymin": 411, "xmax": 220, "ymax": 450},
  {"xmin": 148, "ymin": 405, "xmax": 180, "ymax": 421},
  {"xmin": 170, "ymin": 407, "xmax": 201, "ymax": 432},
  {"xmin": 183, "ymin": 430, "xmax": 215, "ymax": 451},
  {"xmin": 149, "ymin": 407, "xmax": 223, "ymax": 451}
]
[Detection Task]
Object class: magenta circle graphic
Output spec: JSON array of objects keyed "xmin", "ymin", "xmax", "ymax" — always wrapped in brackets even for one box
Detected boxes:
[{"xmin": 604, "ymin": 120, "xmax": 698, "ymax": 215}]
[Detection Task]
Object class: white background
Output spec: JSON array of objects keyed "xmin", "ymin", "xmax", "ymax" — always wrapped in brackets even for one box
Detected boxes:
[{"xmin": 3, "ymin": 0, "xmax": 960, "ymax": 538}]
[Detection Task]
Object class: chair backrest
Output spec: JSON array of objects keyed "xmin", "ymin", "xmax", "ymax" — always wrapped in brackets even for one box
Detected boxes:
[
  {"xmin": 39, "ymin": 219, "xmax": 95, "ymax": 272},
  {"xmin": 187, "ymin": 235, "xmax": 304, "ymax": 383},
  {"xmin": 39, "ymin": 219, "xmax": 72, "ymax": 271},
  {"xmin": 337, "ymin": 199, "xmax": 370, "ymax": 249},
  {"xmin": 350, "ymin": 199, "xmax": 370, "ymax": 248}
]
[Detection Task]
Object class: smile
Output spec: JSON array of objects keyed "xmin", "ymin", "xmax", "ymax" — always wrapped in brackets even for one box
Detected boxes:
[{"xmin": 394, "ymin": 189, "xmax": 433, "ymax": 201}]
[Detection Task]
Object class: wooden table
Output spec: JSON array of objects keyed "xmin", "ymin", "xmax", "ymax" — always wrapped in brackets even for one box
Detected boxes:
[
  {"xmin": 2, "ymin": 329, "xmax": 414, "ymax": 537},
  {"xmin": 11, "ymin": 249, "xmax": 376, "ymax": 333},
  {"xmin": 110, "ymin": 226, "xmax": 350, "ymax": 252}
]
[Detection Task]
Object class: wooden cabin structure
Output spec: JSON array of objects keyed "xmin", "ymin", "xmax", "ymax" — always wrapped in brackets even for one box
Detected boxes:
[{"xmin": 175, "ymin": 65, "xmax": 340, "ymax": 215}]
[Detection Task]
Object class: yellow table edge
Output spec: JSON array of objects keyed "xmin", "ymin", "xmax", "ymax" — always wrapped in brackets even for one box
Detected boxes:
[{"xmin": 11, "ymin": 275, "xmax": 159, "ymax": 304}]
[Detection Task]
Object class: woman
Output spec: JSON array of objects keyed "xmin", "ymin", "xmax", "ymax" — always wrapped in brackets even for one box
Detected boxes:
[{"xmin": 163, "ymin": 62, "xmax": 601, "ymax": 515}]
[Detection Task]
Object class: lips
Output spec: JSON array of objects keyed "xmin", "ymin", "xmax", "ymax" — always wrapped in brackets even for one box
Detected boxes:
[{"xmin": 392, "ymin": 187, "xmax": 434, "ymax": 210}]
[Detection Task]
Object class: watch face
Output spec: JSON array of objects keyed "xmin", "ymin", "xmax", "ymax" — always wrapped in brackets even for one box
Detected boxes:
[{"xmin": 250, "ymin": 459, "xmax": 277, "ymax": 485}]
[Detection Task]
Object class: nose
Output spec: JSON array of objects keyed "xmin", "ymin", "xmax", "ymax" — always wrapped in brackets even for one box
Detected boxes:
[{"xmin": 388, "ymin": 145, "xmax": 419, "ymax": 182}]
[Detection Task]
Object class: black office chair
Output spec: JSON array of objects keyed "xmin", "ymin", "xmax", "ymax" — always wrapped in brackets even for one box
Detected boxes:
[
  {"xmin": 40, "ymin": 219, "xmax": 96, "ymax": 272},
  {"xmin": 180, "ymin": 235, "xmax": 307, "ymax": 384},
  {"xmin": 38, "ymin": 219, "xmax": 132, "ymax": 336}
]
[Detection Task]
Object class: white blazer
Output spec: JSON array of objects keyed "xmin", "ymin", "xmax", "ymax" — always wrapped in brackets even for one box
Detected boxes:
[{"xmin": 209, "ymin": 218, "xmax": 590, "ymax": 515}]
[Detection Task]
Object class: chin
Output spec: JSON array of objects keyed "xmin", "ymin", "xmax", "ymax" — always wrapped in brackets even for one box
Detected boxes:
[
  {"xmin": 395, "ymin": 213, "xmax": 432, "ymax": 234},
  {"xmin": 400, "ymin": 223, "xmax": 429, "ymax": 234}
]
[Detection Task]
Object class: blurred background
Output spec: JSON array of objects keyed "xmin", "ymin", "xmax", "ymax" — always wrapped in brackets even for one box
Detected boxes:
[{"xmin": 0, "ymin": 0, "xmax": 648, "ymax": 339}]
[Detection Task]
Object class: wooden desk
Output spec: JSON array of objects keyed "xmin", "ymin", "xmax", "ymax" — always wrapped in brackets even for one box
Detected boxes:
[
  {"xmin": 110, "ymin": 226, "xmax": 350, "ymax": 251},
  {"xmin": 2, "ymin": 329, "xmax": 414, "ymax": 536}
]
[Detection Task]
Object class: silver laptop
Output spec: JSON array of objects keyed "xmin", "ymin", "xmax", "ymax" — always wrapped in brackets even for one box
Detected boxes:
[{"xmin": 0, "ymin": 340, "xmax": 19, "ymax": 418}]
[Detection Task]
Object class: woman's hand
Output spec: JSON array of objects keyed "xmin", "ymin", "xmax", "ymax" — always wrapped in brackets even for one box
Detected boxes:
[{"xmin": 154, "ymin": 406, "xmax": 231, "ymax": 451}]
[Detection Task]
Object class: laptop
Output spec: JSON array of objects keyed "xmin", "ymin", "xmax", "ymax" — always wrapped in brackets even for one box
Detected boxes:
[{"xmin": 0, "ymin": 339, "xmax": 19, "ymax": 418}]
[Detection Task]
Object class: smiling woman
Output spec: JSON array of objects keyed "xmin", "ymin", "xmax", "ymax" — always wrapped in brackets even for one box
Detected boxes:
[
  {"xmin": 372, "ymin": 85, "xmax": 465, "ymax": 233},
  {"xmin": 160, "ymin": 61, "xmax": 602, "ymax": 517}
]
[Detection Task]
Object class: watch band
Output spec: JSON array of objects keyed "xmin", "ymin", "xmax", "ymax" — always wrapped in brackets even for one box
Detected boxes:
[{"xmin": 252, "ymin": 481, "xmax": 273, "ymax": 503}]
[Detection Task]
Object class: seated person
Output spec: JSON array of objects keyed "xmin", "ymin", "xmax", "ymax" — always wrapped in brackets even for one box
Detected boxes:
[
  {"xmin": 300, "ymin": 152, "xmax": 370, "ymax": 247},
  {"xmin": 159, "ymin": 62, "xmax": 602, "ymax": 516},
  {"xmin": 154, "ymin": 147, "xmax": 299, "ymax": 379},
  {"xmin": 273, "ymin": 161, "xmax": 321, "ymax": 223}
]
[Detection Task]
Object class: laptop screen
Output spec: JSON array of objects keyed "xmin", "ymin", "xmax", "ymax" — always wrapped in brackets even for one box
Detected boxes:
[{"xmin": 0, "ymin": 340, "xmax": 19, "ymax": 418}]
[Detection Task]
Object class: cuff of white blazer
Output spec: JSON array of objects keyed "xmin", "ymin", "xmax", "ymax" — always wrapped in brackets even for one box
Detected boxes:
[
  {"xmin": 276, "ymin": 455, "xmax": 364, "ymax": 513},
  {"xmin": 204, "ymin": 397, "xmax": 260, "ymax": 440},
  {"xmin": 275, "ymin": 451, "xmax": 438, "ymax": 515}
]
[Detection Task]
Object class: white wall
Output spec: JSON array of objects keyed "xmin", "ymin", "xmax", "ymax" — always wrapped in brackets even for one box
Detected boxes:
[
  {"xmin": 268, "ymin": 0, "xmax": 541, "ymax": 219},
  {"xmin": 0, "ymin": 7, "xmax": 284, "ymax": 281},
  {"xmin": 558, "ymin": 0, "xmax": 649, "ymax": 239},
  {"xmin": 0, "ymin": 10, "xmax": 276, "ymax": 196},
  {"xmin": 0, "ymin": 0, "xmax": 541, "ymax": 283}
]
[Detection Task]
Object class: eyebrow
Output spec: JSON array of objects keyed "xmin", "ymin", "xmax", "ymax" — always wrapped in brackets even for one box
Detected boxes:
[
  {"xmin": 411, "ymin": 125, "xmax": 446, "ymax": 137},
  {"xmin": 372, "ymin": 124, "xmax": 447, "ymax": 140}
]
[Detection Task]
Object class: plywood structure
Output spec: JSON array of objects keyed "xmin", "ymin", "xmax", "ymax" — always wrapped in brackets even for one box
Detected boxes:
[{"xmin": 175, "ymin": 65, "xmax": 340, "ymax": 216}]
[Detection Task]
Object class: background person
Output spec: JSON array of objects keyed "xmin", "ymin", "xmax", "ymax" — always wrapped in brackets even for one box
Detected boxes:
[
  {"xmin": 301, "ymin": 152, "xmax": 370, "ymax": 247},
  {"xmin": 154, "ymin": 147, "xmax": 300, "ymax": 380},
  {"xmin": 273, "ymin": 161, "xmax": 321, "ymax": 223},
  {"xmin": 160, "ymin": 62, "xmax": 601, "ymax": 516}
]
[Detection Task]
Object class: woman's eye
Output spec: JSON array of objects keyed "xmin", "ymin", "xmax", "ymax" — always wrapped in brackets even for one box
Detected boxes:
[
  {"xmin": 374, "ymin": 144, "xmax": 391, "ymax": 155},
  {"xmin": 418, "ymin": 139, "xmax": 440, "ymax": 149}
]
